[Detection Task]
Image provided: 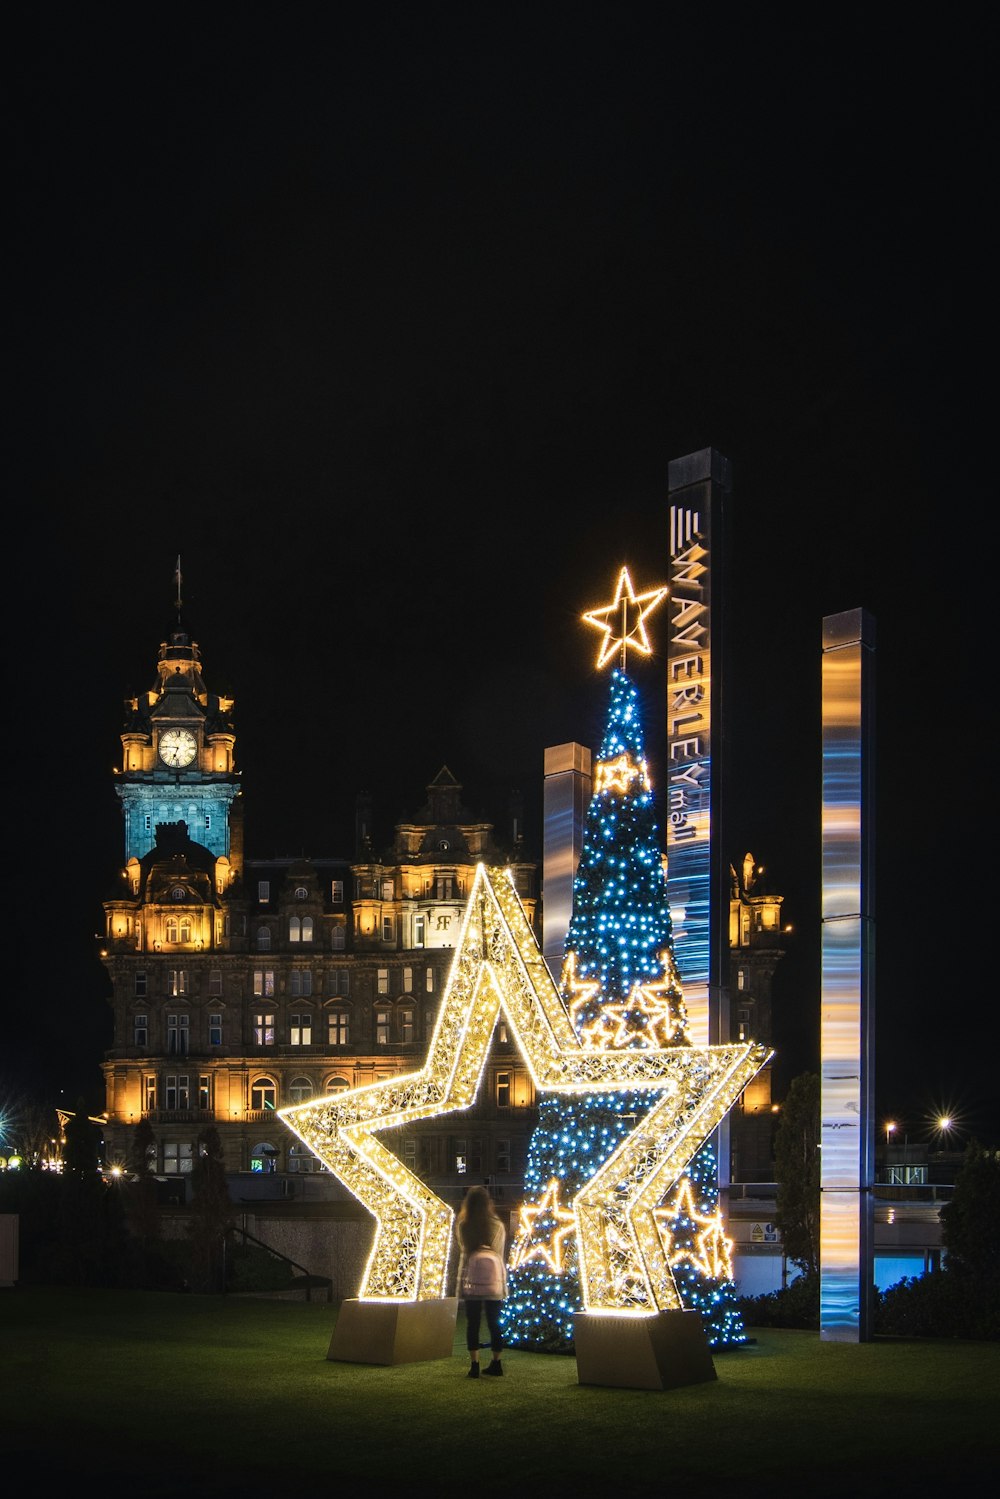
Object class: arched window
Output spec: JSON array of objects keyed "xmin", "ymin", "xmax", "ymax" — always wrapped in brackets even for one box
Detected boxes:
[
  {"xmin": 250, "ymin": 1077, "xmax": 276, "ymax": 1112},
  {"xmin": 331, "ymin": 925, "xmax": 345, "ymax": 950},
  {"xmin": 165, "ymin": 917, "xmax": 178, "ymax": 943},
  {"xmin": 294, "ymin": 886, "xmax": 309, "ymax": 901},
  {"xmin": 250, "ymin": 1141, "xmax": 279, "ymax": 1174},
  {"xmin": 179, "ymin": 917, "xmax": 192, "ymax": 943},
  {"xmin": 324, "ymin": 1076, "xmax": 351, "ymax": 1096},
  {"xmin": 256, "ymin": 926, "xmax": 272, "ymax": 951},
  {"xmin": 289, "ymin": 916, "xmax": 301, "ymax": 942},
  {"xmin": 301, "ymin": 916, "xmax": 314, "ymax": 942},
  {"xmin": 288, "ymin": 1076, "xmax": 314, "ymax": 1104}
]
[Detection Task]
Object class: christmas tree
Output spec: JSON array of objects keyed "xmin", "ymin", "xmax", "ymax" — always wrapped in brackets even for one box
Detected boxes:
[{"xmin": 500, "ymin": 658, "xmax": 748, "ymax": 1353}]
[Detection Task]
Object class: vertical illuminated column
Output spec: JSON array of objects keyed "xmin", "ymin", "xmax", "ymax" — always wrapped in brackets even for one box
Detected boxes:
[
  {"xmin": 666, "ymin": 450, "xmax": 732, "ymax": 1046},
  {"xmin": 667, "ymin": 449, "xmax": 733, "ymax": 1184},
  {"xmin": 542, "ymin": 742, "xmax": 592, "ymax": 984},
  {"xmin": 820, "ymin": 608, "xmax": 876, "ymax": 1343}
]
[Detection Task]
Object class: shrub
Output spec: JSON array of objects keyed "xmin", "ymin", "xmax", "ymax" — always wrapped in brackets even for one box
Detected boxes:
[{"xmin": 737, "ymin": 1273, "xmax": 819, "ymax": 1329}]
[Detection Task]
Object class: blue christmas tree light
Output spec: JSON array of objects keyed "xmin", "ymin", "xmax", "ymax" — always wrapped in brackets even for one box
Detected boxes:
[{"xmin": 501, "ymin": 653, "xmax": 748, "ymax": 1353}]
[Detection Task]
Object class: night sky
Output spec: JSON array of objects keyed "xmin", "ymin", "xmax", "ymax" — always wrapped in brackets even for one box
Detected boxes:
[{"xmin": 10, "ymin": 10, "xmax": 993, "ymax": 1145}]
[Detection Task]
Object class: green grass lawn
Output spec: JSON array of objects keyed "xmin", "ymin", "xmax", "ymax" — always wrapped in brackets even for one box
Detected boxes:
[{"xmin": 3, "ymin": 1287, "xmax": 997, "ymax": 1495}]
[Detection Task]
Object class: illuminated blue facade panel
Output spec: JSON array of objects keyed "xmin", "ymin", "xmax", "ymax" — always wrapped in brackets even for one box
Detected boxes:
[{"xmin": 820, "ymin": 609, "xmax": 876, "ymax": 1343}]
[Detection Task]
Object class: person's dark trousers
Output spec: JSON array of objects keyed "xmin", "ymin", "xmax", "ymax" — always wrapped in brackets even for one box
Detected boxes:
[{"xmin": 465, "ymin": 1299, "xmax": 504, "ymax": 1353}]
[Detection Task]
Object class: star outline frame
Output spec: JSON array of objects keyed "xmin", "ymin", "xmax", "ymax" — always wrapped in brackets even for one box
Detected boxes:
[{"xmin": 279, "ymin": 864, "xmax": 770, "ymax": 1311}]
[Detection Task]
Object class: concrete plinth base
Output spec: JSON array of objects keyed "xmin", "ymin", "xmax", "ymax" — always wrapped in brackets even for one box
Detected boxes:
[
  {"xmin": 574, "ymin": 1309, "xmax": 717, "ymax": 1390},
  {"xmin": 328, "ymin": 1297, "xmax": 459, "ymax": 1366}
]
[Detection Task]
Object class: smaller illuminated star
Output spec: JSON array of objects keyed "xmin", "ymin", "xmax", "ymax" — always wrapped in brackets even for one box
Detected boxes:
[
  {"xmin": 582, "ymin": 565, "xmax": 669, "ymax": 669},
  {"xmin": 560, "ymin": 951, "xmax": 601, "ymax": 1026},
  {"xmin": 510, "ymin": 1177, "xmax": 578, "ymax": 1274},
  {"xmin": 655, "ymin": 1175, "xmax": 735, "ymax": 1281}
]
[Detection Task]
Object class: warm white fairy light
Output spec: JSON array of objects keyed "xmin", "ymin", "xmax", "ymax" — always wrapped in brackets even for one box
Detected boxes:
[
  {"xmin": 581, "ymin": 566, "xmax": 669, "ymax": 669},
  {"xmin": 509, "ymin": 1177, "xmax": 578, "ymax": 1274},
  {"xmin": 279, "ymin": 863, "xmax": 769, "ymax": 1309},
  {"xmin": 655, "ymin": 1175, "xmax": 735, "ymax": 1282}
]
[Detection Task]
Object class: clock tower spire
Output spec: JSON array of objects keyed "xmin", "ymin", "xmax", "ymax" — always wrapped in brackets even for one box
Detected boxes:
[{"xmin": 114, "ymin": 575, "xmax": 242, "ymax": 874}]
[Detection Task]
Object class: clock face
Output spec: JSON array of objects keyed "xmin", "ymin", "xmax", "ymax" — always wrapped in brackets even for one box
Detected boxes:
[{"xmin": 159, "ymin": 728, "xmax": 198, "ymax": 768}]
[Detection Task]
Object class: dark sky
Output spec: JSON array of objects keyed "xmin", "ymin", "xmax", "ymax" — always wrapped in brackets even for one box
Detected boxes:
[{"xmin": 10, "ymin": 9, "xmax": 993, "ymax": 1144}]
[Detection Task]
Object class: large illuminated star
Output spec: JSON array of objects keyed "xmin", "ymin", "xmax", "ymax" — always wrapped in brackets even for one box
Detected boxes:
[
  {"xmin": 279, "ymin": 864, "xmax": 770, "ymax": 1311},
  {"xmin": 581, "ymin": 565, "xmax": 669, "ymax": 669}
]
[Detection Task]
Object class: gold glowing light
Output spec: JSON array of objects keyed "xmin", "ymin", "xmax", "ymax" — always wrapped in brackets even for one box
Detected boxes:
[
  {"xmin": 654, "ymin": 1175, "xmax": 735, "ymax": 1282},
  {"xmin": 279, "ymin": 865, "xmax": 770, "ymax": 1312},
  {"xmin": 582, "ymin": 566, "xmax": 669, "ymax": 670},
  {"xmin": 510, "ymin": 1177, "xmax": 578, "ymax": 1274}
]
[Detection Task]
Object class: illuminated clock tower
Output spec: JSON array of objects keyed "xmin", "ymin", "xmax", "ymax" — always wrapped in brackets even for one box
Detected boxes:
[{"xmin": 115, "ymin": 623, "xmax": 242, "ymax": 869}]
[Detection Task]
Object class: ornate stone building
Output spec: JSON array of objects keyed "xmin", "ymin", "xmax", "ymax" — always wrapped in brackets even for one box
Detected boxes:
[{"xmin": 99, "ymin": 619, "xmax": 539, "ymax": 1204}]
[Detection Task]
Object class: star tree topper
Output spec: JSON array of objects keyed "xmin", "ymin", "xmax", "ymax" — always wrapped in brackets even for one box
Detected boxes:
[
  {"xmin": 582, "ymin": 564, "xmax": 668, "ymax": 669},
  {"xmin": 279, "ymin": 865, "xmax": 770, "ymax": 1312}
]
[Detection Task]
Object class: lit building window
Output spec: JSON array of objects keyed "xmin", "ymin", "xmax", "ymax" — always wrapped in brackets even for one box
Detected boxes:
[
  {"xmin": 328, "ymin": 1011, "xmax": 350, "ymax": 1046},
  {"xmin": 403, "ymin": 967, "xmax": 413, "ymax": 992},
  {"xmin": 289, "ymin": 916, "xmax": 301, "ymax": 942},
  {"xmin": 425, "ymin": 967, "xmax": 434, "ymax": 993},
  {"xmin": 375, "ymin": 1008, "xmax": 391, "ymax": 1045},
  {"xmin": 167, "ymin": 1013, "xmax": 190, "ymax": 1055},
  {"xmin": 496, "ymin": 1071, "xmax": 511, "ymax": 1108},
  {"xmin": 382, "ymin": 915, "xmax": 394, "ymax": 941},
  {"xmin": 301, "ymin": 916, "xmax": 314, "ymax": 942},
  {"xmin": 162, "ymin": 1141, "xmax": 194, "ymax": 1175},
  {"xmin": 414, "ymin": 915, "xmax": 425, "ymax": 948},
  {"xmin": 325, "ymin": 1076, "xmax": 350, "ymax": 1095},
  {"xmin": 143, "ymin": 1074, "xmax": 157, "ymax": 1112},
  {"xmin": 400, "ymin": 1008, "xmax": 415, "ymax": 1043},
  {"xmin": 253, "ymin": 970, "xmax": 275, "ymax": 997},
  {"xmin": 290, "ymin": 1012, "xmax": 313, "ymax": 1045},
  {"xmin": 169, "ymin": 969, "xmax": 188, "ymax": 996},
  {"xmin": 377, "ymin": 968, "xmax": 390, "ymax": 995},
  {"xmin": 454, "ymin": 1138, "xmax": 467, "ymax": 1174},
  {"xmin": 199, "ymin": 1074, "xmax": 212, "ymax": 1110},
  {"xmin": 253, "ymin": 1013, "xmax": 275, "ymax": 1047},
  {"xmin": 331, "ymin": 880, "xmax": 344, "ymax": 903}
]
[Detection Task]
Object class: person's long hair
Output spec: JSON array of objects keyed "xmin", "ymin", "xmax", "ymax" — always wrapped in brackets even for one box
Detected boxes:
[{"xmin": 457, "ymin": 1184, "xmax": 497, "ymax": 1252}]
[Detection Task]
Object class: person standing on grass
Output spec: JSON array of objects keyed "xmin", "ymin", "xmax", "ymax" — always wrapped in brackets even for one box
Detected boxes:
[{"xmin": 455, "ymin": 1184, "xmax": 507, "ymax": 1378}]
